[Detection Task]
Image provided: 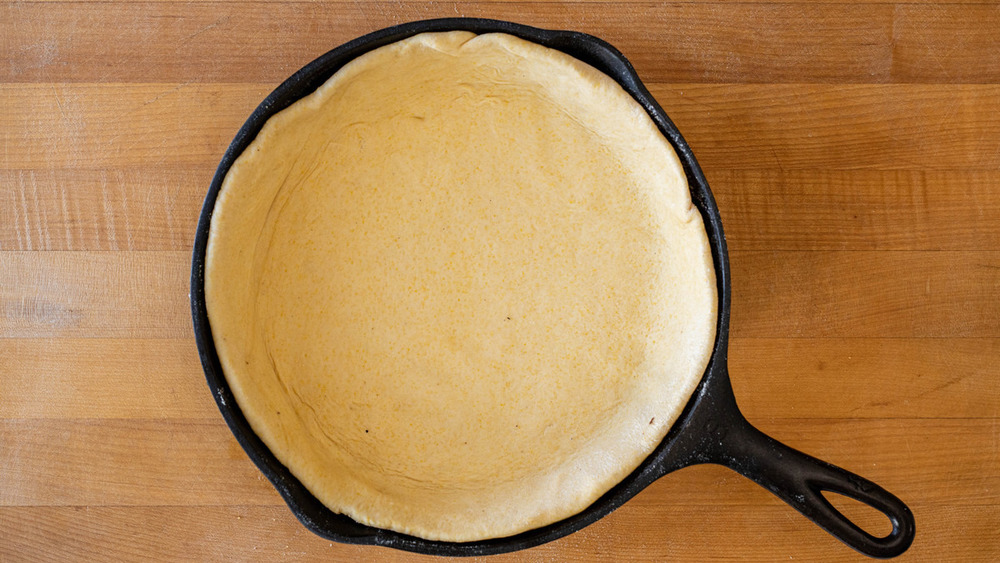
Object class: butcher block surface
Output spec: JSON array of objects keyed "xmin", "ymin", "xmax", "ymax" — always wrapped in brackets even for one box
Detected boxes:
[{"xmin": 2, "ymin": 2, "xmax": 999, "ymax": 561}]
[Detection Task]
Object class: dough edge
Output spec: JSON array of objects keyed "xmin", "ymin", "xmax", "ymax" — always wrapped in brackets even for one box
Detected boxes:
[{"xmin": 205, "ymin": 31, "xmax": 718, "ymax": 542}]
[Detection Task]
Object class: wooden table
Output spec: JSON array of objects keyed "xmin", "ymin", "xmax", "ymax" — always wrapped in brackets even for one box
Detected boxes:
[{"xmin": 2, "ymin": 2, "xmax": 998, "ymax": 561}]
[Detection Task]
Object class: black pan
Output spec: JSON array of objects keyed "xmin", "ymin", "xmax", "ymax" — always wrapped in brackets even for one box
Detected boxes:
[{"xmin": 190, "ymin": 18, "xmax": 916, "ymax": 558}]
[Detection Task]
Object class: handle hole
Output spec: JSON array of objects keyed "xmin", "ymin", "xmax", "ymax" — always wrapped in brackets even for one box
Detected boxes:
[{"xmin": 820, "ymin": 490, "xmax": 893, "ymax": 538}]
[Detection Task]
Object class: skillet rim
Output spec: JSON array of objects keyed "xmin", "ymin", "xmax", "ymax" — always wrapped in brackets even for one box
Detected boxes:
[{"xmin": 190, "ymin": 17, "xmax": 731, "ymax": 556}]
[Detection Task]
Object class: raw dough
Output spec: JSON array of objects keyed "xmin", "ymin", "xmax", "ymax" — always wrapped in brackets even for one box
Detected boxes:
[{"xmin": 205, "ymin": 31, "xmax": 717, "ymax": 541}]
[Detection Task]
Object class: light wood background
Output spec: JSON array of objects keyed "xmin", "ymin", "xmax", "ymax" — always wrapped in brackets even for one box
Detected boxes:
[{"xmin": 2, "ymin": 2, "xmax": 999, "ymax": 561}]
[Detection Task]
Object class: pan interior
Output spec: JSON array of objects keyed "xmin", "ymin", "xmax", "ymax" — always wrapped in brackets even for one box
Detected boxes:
[{"xmin": 204, "ymin": 31, "xmax": 717, "ymax": 542}]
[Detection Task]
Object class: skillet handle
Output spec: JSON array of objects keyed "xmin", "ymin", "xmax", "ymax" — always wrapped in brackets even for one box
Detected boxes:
[
  {"xmin": 713, "ymin": 416, "xmax": 915, "ymax": 558},
  {"xmin": 664, "ymin": 365, "xmax": 915, "ymax": 557}
]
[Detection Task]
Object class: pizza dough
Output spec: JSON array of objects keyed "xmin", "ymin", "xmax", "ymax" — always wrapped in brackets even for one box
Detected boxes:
[{"xmin": 205, "ymin": 31, "xmax": 717, "ymax": 541}]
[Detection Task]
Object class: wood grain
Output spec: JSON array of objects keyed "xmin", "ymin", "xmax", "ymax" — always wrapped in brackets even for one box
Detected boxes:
[
  {"xmin": 1, "ymin": 504, "xmax": 997, "ymax": 563},
  {"xmin": 2, "ymin": 418, "xmax": 993, "ymax": 508},
  {"xmin": 6, "ymin": 84, "xmax": 1000, "ymax": 171},
  {"xmin": 3, "ymin": 3, "xmax": 999, "ymax": 84},
  {"xmin": 0, "ymin": 168, "xmax": 209, "ymax": 251},
  {"xmin": 3, "ymin": 1, "xmax": 998, "ymax": 560},
  {"xmin": 711, "ymin": 170, "xmax": 1000, "ymax": 251},
  {"xmin": 0, "ymin": 419, "xmax": 280, "ymax": 507},
  {"xmin": 15, "ymin": 0, "xmax": 992, "ymax": 4},
  {"xmin": 5, "ymin": 167, "xmax": 999, "ymax": 252},
  {"xmin": 651, "ymin": 84, "xmax": 1000, "ymax": 171},
  {"xmin": 0, "ymin": 84, "xmax": 268, "ymax": 170},
  {"xmin": 2, "ymin": 337, "xmax": 995, "ymax": 420},
  {"xmin": 890, "ymin": 5, "xmax": 1000, "ymax": 83},
  {"xmin": 658, "ymin": 84, "xmax": 1000, "ymax": 171},
  {"xmin": 729, "ymin": 251, "xmax": 1000, "ymax": 338},
  {"xmin": 0, "ymin": 3, "xmax": 894, "ymax": 84},
  {"xmin": 0, "ymin": 339, "xmax": 211, "ymax": 419},
  {"xmin": 728, "ymin": 338, "xmax": 1000, "ymax": 419},
  {"xmin": 4, "ymin": 251, "xmax": 995, "ymax": 338},
  {"xmin": 0, "ymin": 251, "xmax": 189, "ymax": 338}
]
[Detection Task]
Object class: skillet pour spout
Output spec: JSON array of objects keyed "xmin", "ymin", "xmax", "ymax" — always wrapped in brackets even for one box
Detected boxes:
[{"xmin": 191, "ymin": 17, "xmax": 916, "ymax": 558}]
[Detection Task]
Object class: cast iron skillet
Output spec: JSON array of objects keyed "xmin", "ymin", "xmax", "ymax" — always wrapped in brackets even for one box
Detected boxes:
[{"xmin": 190, "ymin": 18, "xmax": 916, "ymax": 558}]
